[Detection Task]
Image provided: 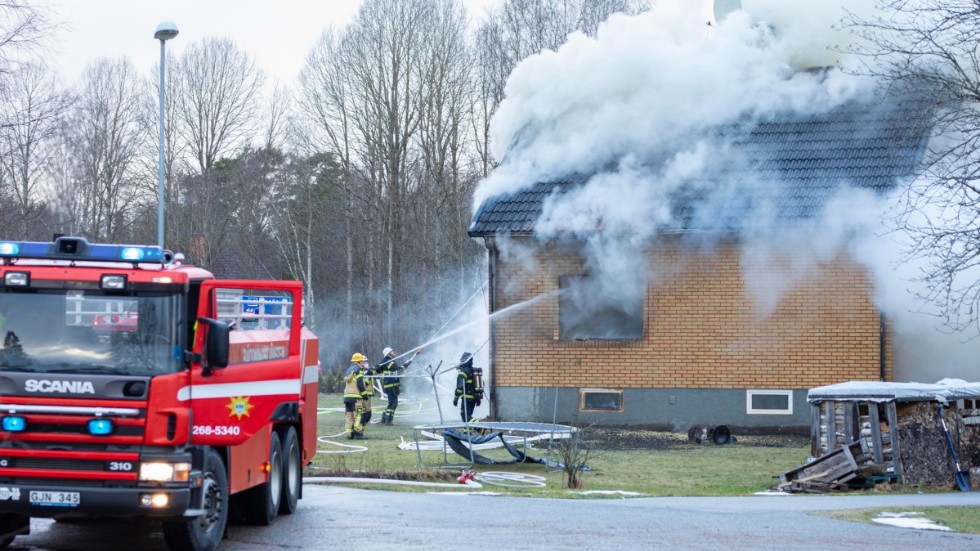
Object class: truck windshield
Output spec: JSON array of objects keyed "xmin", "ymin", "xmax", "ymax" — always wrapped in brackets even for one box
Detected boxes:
[{"xmin": 0, "ymin": 290, "xmax": 181, "ymax": 376}]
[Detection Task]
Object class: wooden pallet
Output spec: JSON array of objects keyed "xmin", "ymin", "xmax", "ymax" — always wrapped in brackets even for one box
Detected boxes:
[{"xmin": 779, "ymin": 440, "xmax": 872, "ymax": 493}]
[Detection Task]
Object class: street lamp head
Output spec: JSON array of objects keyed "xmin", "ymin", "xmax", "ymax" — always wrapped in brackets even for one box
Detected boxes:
[{"xmin": 154, "ymin": 21, "xmax": 179, "ymax": 41}]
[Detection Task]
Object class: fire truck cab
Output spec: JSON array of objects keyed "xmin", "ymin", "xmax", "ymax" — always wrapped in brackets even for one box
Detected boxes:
[{"xmin": 0, "ymin": 237, "xmax": 320, "ymax": 551}]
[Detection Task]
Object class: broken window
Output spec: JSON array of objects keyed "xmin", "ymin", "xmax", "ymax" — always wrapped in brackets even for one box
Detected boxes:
[{"xmin": 559, "ymin": 274, "xmax": 643, "ymax": 341}]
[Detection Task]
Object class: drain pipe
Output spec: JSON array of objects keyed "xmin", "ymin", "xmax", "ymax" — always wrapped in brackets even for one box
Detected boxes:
[
  {"xmin": 487, "ymin": 237, "xmax": 498, "ymax": 419},
  {"xmin": 879, "ymin": 311, "xmax": 886, "ymax": 381}
]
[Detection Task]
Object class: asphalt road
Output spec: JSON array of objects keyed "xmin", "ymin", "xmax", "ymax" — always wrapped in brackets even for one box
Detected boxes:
[{"xmin": 9, "ymin": 483, "xmax": 980, "ymax": 550}]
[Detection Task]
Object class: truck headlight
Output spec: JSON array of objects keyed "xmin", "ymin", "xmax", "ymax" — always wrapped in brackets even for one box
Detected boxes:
[{"xmin": 139, "ymin": 461, "xmax": 191, "ymax": 482}]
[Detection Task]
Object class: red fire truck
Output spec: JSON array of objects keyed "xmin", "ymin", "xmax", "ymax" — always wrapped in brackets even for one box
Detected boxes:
[{"xmin": 0, "ymin": 236, "xmax": 320, "ymax": 551}]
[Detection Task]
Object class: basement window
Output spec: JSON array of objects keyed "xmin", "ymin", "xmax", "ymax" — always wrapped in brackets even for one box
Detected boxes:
[
  {"xmin": 559, "ymin": 274, "xmax": 643, "ymax": 341},
  {"xmin": 745, "ymin": 390, "xmax": 793, "ymax": 415},
  {"xmin": 580, "ymin": 388, "xmax": 623, "ymax": 412}
]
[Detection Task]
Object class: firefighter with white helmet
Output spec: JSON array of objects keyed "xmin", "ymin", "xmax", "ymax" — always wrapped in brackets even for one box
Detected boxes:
[
  {"xmin": 375, "ymin": 346, "xmax": 412, "ymax": 425},
  {"xmin": 343, "ymin": 353, "xmax": 369, "ymax": 439}
]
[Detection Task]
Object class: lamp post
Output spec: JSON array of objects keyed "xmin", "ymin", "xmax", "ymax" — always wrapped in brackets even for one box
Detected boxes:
[{"xmin": 154, "ymin": 21, "xmax": 178, "ymax": 249}]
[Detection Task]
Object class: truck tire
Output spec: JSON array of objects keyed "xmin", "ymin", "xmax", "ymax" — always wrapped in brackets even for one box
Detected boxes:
[
  {"xmin": 279, "ymin": 426, "xmax": 301, "ymax": 515},
  {"xmin": 243, "ymin": 430, "xmax": 282, "ymax": 525},
  {"xmin": 163, "ymin": 447, "xmax": 228, "ymax": 551}
]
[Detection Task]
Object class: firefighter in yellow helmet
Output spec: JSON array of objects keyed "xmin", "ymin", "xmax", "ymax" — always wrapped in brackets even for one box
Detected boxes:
[
  {"xmin": 343, "ymin": 353, "xmax": 369, "ymax": 440},
  {"xmin": 357, "ymin": 354, "xmax": 375, "ymax": 435}
]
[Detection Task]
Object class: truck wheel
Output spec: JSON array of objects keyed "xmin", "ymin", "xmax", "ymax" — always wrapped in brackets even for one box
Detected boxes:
[
  {"xmin": 279, "ymin": 426, "xmax": 301, "ymax": 515},
  {"xmin": 243, "ymin": 430, "xmax": 282, "ymax": 525},
  {"xmin": 163, "ymin": 447, "xmax": 228, "ymax": 551}
]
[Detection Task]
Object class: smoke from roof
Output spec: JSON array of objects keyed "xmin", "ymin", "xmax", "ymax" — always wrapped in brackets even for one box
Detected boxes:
[{"xmin": 472, "ymin": 0, "xmax": 980, "ymax": 382}]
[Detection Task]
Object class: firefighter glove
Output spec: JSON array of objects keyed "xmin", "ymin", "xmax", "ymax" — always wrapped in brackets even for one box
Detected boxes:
[
  {"xmin": 452, "ymin": 397, "xmax": 459, "ymax": 407},
  {"xmin": 404, "ymin": 360, "xmax": 412, "ymax": 368},
  {"xmin": 475, "ymin": 399, "xmax": 482, "ymax": 407}
]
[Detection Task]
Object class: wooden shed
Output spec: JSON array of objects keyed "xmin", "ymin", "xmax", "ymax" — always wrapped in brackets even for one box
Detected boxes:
[{"xmin": 805, "ymin": 380, "xmax": 980, "ymax": 487}]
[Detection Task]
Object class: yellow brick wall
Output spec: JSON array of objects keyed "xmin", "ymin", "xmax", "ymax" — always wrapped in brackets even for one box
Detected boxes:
[{"xmin": 492, "ymin": 239, "xmax": 890, "ymax": 389}]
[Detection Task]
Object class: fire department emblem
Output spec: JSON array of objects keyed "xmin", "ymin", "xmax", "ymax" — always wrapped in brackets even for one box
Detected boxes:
[{"xmin": 227, "ymin": 396, "xmax": 253, "ymax": 420}]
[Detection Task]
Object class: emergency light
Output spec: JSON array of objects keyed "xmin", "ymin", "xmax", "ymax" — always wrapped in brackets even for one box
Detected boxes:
[
  {"xmin": 0, "ymin": 237, "xmax": 166, "ymax": 264},
  {"xmin": 1, "ymin": 416, "xmax": 26, "ymax": 432},
  {"xmin": 87, "ymin": 418, "xmax": 114, "ymax": 436}
]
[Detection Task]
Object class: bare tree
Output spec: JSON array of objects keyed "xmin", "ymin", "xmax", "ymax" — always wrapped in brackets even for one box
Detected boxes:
[
  {"xmin": 842, "ymin": 1, "xmax": 980, "ymax": 333},
  {"xmin": 264, "ymin": 83, "xmax": 291, "ymax": 151},
  {"xmin": 471, "ymin": 0, "xmax": 649, "ymax": 173},
  {"xmin": 0, "ymin": 62, "xmax": 71, "ymax": 239},
  {"xmin": 577, "ymin": 0, "xmax": 648, "ymax": 36},
  {"xmin": 300, "ymin": 27, "xmax": 360, "ymax": 335},
  {"xmin": 269, "ymin": 151, "xmax": 344, "ymax": 329},
  {"xmin": 69, "ymin": 58, "xmax": 150, "ymax": 241},
  {"xmin": 0, "ymin": 1, "xmax": 55, "ymax": 89},
  {"xmin": 174, "ymin": 36, "xmax": 264, "ymax": 174},
  {"xmin": 413, "ymin": 0, "xmax": 481, "ymax": 304}
]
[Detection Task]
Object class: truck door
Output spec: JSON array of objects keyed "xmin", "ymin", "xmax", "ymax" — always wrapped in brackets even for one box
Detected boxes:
[{"xmin": 187, "ymin": 280, "xmax": 304, "ymax": 446}]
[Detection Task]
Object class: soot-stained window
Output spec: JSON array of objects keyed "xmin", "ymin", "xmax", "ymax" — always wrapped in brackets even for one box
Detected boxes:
[{"xmin": 559, "ymin": 274, "xmax": 643, "ymax": 341}]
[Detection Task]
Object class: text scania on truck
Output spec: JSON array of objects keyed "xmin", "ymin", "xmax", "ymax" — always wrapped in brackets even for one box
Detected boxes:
[{"xmin": 0, "ymin": 236, "xmax": 320, "ymax": 551}]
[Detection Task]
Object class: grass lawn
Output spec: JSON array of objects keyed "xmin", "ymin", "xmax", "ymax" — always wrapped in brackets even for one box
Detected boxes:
[
  {"xmin": 823, "ymin": 507, "xmax": 980, "ymax": 534},
  {"xmin": 309, "ymin": 392, "xmax": 813, "ymax": 497}
]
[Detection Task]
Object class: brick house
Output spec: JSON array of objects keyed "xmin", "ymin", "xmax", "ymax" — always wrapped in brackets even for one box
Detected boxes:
[{"xmin": 467, "ymin": 90, "xmax": 936, "ymax": 432}]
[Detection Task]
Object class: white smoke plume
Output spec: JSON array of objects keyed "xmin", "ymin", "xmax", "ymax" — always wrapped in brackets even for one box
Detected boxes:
[{"xmin": 473, "ymin": 0, "xmax": 980, "ymax": 382}]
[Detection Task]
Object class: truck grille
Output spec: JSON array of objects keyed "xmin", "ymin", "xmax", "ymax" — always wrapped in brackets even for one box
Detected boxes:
[{"xmin": 0, "ymin": 397, "xmax": 147, "ymax": 484}]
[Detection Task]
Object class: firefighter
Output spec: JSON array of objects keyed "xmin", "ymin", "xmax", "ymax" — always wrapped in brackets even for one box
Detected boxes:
[
  {"xmin": 375, "ymin": 346, "xmax": 412, "ymax": 425},
  {"xmin": 357, "ymin": 355, "xmax": 375, "ymax": 435},
  {"xmin": 344, "ymin": 353, "xmax": 368, "ymax": 440},
  {"xmin": 453, "ymin": 352, "xmax": 483, "ymax": 423}
]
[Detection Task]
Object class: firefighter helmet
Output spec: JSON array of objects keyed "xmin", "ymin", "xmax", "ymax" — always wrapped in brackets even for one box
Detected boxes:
[
  {"xmin": 351, "ymin": 352, "xmax": 367, "ymax": 362},
  {"xmin": 459, "ymin": 352, "xmax": 473, "ymax": 366},
  {"xmin": 383, "ymin": 347, "xmax": 394, "ymax": 358}
]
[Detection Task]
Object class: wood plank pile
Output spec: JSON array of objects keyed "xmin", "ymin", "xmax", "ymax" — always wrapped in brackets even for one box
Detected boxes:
[{"xmin": 778, "ymin": 440, "xmax": 881, "ymax": 493}]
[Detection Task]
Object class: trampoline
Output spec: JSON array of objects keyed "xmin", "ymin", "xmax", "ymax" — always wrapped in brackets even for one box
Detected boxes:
[{"xmin": 410, "ymin": 421, "xmax": 578, "ymax": 469}]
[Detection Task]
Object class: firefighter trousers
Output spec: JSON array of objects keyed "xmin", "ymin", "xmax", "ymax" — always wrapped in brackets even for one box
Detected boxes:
[
  {"xmin": 344, "ymin": 399, "xmax": 362, "ymax": 437},
  {"xmin": 358, "ymin": 397, "xmax": 372, "ymax": 429},
  {"xmin": 383, "ymin": 389, "xmax": 398, "ymax": 420}
]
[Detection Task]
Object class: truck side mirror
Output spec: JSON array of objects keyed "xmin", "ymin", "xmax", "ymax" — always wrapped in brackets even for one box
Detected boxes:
[{"xmin": 198, "ymin": 317, "xmax": 229, "ymax": 376}]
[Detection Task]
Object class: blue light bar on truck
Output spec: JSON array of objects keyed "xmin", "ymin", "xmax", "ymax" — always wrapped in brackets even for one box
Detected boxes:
[{"xmin": 0, "ymin": 237, "xmax": 166, "ymax": 264}]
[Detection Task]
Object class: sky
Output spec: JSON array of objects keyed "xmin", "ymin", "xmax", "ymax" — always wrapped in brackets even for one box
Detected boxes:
[{"xmin": 43, "ymin": 0, "xmax": 500, "ymax": 86}]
